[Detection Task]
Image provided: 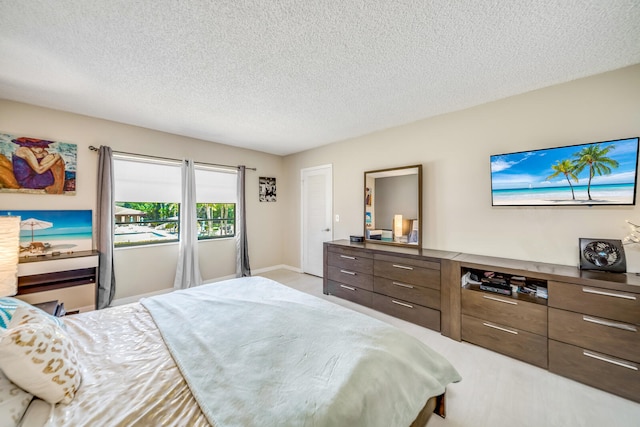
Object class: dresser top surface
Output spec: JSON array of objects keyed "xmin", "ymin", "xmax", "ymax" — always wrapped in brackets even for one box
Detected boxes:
[{"xmin": 326, "ymin": 239, "xmax": 459, "ymax": 260}]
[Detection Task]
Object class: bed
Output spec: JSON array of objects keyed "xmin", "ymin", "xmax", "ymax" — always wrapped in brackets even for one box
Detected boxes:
[{"xmin": 1, "ymin": 276, "xmax": 460, "ymax": 427}]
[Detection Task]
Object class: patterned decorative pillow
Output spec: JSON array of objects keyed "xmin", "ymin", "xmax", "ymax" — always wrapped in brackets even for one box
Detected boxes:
[
  {"xmin": 0, "ymin": 297, "xmax": 32, "ymax": 329},
  {"xmin": 0, "ymin": 297, "xmax": 65, "ymax": 330},
  {"xmin": 6, "ymin": 304, "xmax": 64, "ymax": 330},
  {"xmin": 0, "ymin": 370, "xmax": 33, "ymax": 427},
  {"xmin": 0, "ymin": 306, "xmax": 81, "ymax": 404}
]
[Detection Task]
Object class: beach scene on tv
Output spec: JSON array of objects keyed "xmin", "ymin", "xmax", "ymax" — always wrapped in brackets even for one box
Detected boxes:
[
  {"xmin": 0, "ymin": 209, "xmax": 92, "ymax": 257},
  {"xmin": 491, "ymin": 138, "xmax": 639, "ymax": 206}
]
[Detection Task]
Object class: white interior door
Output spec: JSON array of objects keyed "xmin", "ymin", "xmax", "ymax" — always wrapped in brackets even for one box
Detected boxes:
[{"xmin": 301, "ymin": 164, "xmax": 332, "ymax": 277}]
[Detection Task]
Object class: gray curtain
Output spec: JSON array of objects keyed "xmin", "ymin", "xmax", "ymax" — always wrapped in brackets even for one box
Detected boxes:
[
  {"xmin": 236, "ymin": 166, "xmax": 251, "ymax": 277},
  {"xmin": 174, "ymin": 159, "xmax": 203, "ymax": 289},
  {"xmin": 96, "ymin": 146, "xmax": 116, "ymax": 309}
]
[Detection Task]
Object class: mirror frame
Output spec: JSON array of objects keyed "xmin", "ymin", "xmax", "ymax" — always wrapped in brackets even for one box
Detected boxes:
[{"xmin": 363, "ymin": 164, "xmax": 422, "ymax": 248}]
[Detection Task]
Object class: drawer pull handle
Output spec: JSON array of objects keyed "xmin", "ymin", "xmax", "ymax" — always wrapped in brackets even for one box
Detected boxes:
[
  {"xmin": 582, "ymin": 350, "xmax": 638, "ymax": 371},
  {"xmin": 392, "ymin": 264, "xmax": 414, "ymax": 270},
  {"xmin": 392, "ymin": 300, "xmax": 414, "ymax": 309},
  {"xmin": 482, "ymin": 295, "xmax": 517, "ymax": 305},
  {"xmin": 340, "ymin": 255, "xmax": 356, "ymax": 260},
  {"xmin": 340, "ymin": 285, "xmax": 356, "ymax": 291},
  {"xmin": 482, "ymin": 322, "xmax": 518, "ymax": 335},
  {"xmin": 582, "ymin": 316, "xmax": 637, "ymax": 332},
  {"xmin": 582, "ymin": 287, "xmax": 636, "ymax": 301},
  {"xmin": 393, "ymin": 281, "xmax": 414, "ymax": 289},
  {"xmin": 339, "ymin": 269, "xmax": 356, "ymax": 275}
]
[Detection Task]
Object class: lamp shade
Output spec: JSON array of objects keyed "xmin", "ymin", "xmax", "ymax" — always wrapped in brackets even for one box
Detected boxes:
[
  {"xmin": 393, "ymin": 214, "xmax": 404, "ymax": 238},
  {"xmin": 0, "ymin": 216, "xmax": 20, "ymax": 297}
]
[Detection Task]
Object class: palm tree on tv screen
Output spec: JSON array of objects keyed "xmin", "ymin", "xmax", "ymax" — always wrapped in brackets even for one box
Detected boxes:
[
  {"xmin": 546, "ymin": 159, "xmax": 579, "ymax": 200},
  {"xmin": 573, "ymin": 144, "xmax": 619, "ymax": 200}
]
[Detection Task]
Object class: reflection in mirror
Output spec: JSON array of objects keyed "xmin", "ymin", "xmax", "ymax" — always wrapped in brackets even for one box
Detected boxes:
[{"xmin": 364, "ymin": 165, "xmax": 422, "ymax": 247}]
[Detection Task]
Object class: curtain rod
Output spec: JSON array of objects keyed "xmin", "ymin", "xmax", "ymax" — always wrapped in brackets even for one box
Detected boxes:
[{"xmin": 88, "ymin": 145, "xmax": 256, "ymax": 171}]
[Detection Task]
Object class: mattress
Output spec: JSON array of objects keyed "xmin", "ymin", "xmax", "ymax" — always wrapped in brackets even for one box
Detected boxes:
[
  {"xmin": 16, "ymin": 277, "xmax": 460, "ymax": 427},
  {"xmin": 20, "ymin": 303, "xmax": 209, "ymax": 426}
]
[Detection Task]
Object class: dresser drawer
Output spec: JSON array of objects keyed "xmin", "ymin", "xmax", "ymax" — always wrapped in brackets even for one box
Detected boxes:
[
  {"xmin": 374, "ymin": 276, "xmax": 440, "ymax": 310},
  {"xmin": 461, "ymin": 288, "xmax": 547, "ymax": 336},
  {"xmin": 549, "ymin": 339, "xmax": 640, "ymax": 403},
  {"xmin": 375, "ymin": 253, "xmax": 440, "ymax": 270},
  {"xmin": 461, "ymin": 314, "xmax": 548, "ymax": 368},
  {"xmin": 326, "ymin": 280, "xmax": 373, "ymax": 308},
  {"xmin": 327, "ymin": 266, "xmax": 373, "ymax": 291},
  {"xmin": 549, "ymin": 308, "xmax": 639, "ymax": 363},
  {"xmin": 372, "ymin": 293, "xmax": 440, "ymax": 331},
  {"xmin": 327, "ymin": 250, "xmax": 373, "ymax": 274},
  {"xmin": 548, "ymin": 281, "xmax": 639, "ymax": 325},
  {"xmin": 327, "ymin": 244, "xmax": 373, "ymax": 258},
  {"xmin": 374, "ymin": 260, "xmax": 440, "ymax": 290}
]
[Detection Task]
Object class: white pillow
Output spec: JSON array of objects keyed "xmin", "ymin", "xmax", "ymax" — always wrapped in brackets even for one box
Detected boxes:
[
  {"xmin": 0, "ymin": 306, "xmax": 81, "ymax": 405},
  {"xmin": 0, "ymin": 369, "xmax": 33, "ymax": 427}
]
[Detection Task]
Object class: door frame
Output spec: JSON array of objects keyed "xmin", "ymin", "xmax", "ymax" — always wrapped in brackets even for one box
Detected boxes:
[{"xmin": 300, "ymin": 164, "xmax": 333, "ymax": 276}]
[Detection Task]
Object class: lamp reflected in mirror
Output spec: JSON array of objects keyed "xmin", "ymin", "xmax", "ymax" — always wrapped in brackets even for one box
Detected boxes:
[{"xmin": 393, "ymin": 214, "xmax": 411, "ymax": 243}]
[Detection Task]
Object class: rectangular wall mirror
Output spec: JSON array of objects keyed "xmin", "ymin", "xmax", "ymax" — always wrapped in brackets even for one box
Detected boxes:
[{"xmin": 364, "ymin": 164, "xmax": 422, "ymax": 247}]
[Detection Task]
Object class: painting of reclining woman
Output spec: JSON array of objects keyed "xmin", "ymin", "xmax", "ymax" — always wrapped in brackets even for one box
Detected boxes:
[{"xmin": 0, "ymin": 132, "xmax": 77, "ymax": 195}]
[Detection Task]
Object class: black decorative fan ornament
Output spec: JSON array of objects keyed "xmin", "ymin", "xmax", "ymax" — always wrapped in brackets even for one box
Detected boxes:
[{"xmin": 579, "ymin": 238, "xmax": 626, "ymax": 273}]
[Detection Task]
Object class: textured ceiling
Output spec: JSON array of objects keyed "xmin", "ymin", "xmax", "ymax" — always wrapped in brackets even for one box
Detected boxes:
[{"xmin": 0, "ymin": 1, "xmax": 639, "ymax": 156}]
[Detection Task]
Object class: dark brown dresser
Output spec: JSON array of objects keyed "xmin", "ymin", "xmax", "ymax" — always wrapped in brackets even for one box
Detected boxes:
[
  {"xmin": 547, "ymin": 279, "xmax": 640, "ymax": 402},
  {"xmin": 323, "ymin": 240, "xmax": 458, "ymax": 332},
  {"xmin": 324, "ymin": 241, "xmax": 640, "ymax": 402},
  {"xmin": 450, "ymin": 253, "xmax": 640, "ymax": 403}
]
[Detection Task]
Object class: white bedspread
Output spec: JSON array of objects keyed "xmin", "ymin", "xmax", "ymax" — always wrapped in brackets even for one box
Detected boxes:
[{"xmin": 141, "ymin": 276, "xmax": 460, "ymax": 427}]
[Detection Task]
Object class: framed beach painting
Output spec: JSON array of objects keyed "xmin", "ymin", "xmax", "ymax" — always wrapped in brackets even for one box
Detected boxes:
[
  {"xmin": 0, "ymin": 210, "xmax": 92, "ymax": 258},
  {"xmin": 0, "ymin": 132, "xmax": 77, "ymax": 195},
  {"xmin": 490, "ymin": 137, "xmax": 639, "ymax": 206}
]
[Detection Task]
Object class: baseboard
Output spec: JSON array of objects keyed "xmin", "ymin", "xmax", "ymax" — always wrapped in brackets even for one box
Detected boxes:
[
  {"xmin": 252, "ymin": 264, "xmax": 302, "ymax": 274},
  {"xmin": 203, "ymin": 265, "xmax": 302, "ymax": 283},
  {"xmin": 110, "ymin": 265, "xmax": 303, "ymax": 306},
  {"xmin": 110, "ymin": 288, "xmax": 173, "ymax": 307}
]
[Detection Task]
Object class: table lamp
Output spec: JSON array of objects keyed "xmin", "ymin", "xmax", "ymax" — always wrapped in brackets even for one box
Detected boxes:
[
  {"xmin": 0, "ymin": 216, "xmax": 20, "ymax": 297},
  {"xmin": 392, "ymin": 214, "xmax": 401, "ymax": 239}
]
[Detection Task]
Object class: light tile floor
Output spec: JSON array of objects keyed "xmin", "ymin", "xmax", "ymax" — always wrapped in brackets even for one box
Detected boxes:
[{"xmin": 258, "ymin": 269, "xmax": 640, "ymax": 427}]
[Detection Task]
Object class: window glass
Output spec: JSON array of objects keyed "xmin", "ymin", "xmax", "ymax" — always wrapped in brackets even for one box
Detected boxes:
[
  {"xmin": 195, "ymin": 166, "xmax": 237, "ymax": 240},
  {"xmin": 114, "ymin": 202, "xmax": 179, "ymax": 247},
  {"xmin": 197, "ymin": 203, "xmax": 235, "ymax": 239},
  {"xmin": 114, "ymin": 157, "xmax": 182, "ymax": 247},
  {"xmin": 113, "ymin": 158, "xmax": 237, "ymax": 247}
]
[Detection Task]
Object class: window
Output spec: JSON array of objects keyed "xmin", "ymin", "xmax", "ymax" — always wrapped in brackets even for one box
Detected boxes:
[
  {"xmin": 195, "ymin": 167, "xmax": 237, "ymax": 240},
  {"xmin": 197, "ymin": 203, "xmax": 235, "ymax": 239},
  {"xmin": 113, "ymin": 157, "xmax": 181, "ymax": 247},
  {"xmin": 113, "ymin": 156, "xmax": 237, "ymax": 247}
]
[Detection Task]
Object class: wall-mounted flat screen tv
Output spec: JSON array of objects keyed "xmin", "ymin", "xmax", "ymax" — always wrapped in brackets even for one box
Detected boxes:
[{"xmin": 490, "ymin": 137, "xmax": 639, "ymax": 206}]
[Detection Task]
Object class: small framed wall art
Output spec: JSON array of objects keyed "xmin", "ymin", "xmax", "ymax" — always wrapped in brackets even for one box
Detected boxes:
[{"xmin": 259, "ymin": 177, "xmax": 276, "ymax": 202}]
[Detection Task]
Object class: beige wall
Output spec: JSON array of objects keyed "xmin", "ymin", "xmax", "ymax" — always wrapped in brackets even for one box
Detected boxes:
[
  {"xmin": 3, "ymin": 64, "xmax": 639, "ymax": 299},
  {"xmin": 283, "ymin": 64, "xmax": 640, "ymax": 271},
  {"xmin": 0, "ymin": 101, "xmax": 285, "ymax": 299}
]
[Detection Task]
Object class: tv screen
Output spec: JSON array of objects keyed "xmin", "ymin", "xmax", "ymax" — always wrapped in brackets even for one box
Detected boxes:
[{"xmin": 490, "ymin": 137, "xmax": 639, "ymax": 206}]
